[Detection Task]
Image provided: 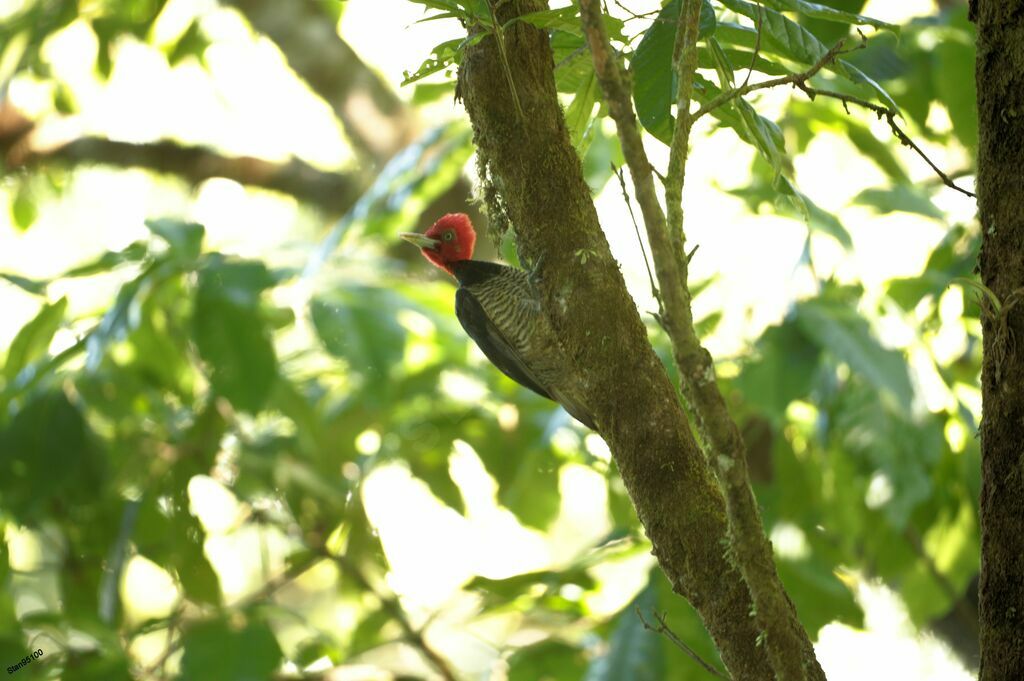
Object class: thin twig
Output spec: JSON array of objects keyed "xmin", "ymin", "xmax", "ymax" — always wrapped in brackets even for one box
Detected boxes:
[
  {"xmin": 612, "ymin": 0, "xmax": 661, "ymax": 22},
  {"xmin": 740, "ymin": 1, "xmax": 764, "ymax": 90},
  {"xmin": 486, "ymin": 0, "xmax": 525, "ymax": 122},
  {"xmin": 637, "ymin": 608, "xmax": 731, "ymax": 680},
  {"xmin": 797, "ymin": 84, "xmax": 976, "ymax": 198},
  {"xmin": 613, "ymin": 164, "xmax": 661, "ymax": 308},
  {"xmin": 693, "ymin": 38, "xmax": 850, "ymax": 122},
  {"xmin": 581, "ymin": 2, "xmax": 825, "ymax": 678}
]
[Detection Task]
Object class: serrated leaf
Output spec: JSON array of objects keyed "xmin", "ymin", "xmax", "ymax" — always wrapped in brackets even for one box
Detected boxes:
[
  {"xmin": 762, "ymin": 0, "xmax": 895, "ymax": 32},
  {"xmin": 513, "ymin": 7, "xmax": 624, "ymax": 41},
  {"xmin": 718, "ymin": 0, "xmax": 827, "ymax": 65},
  {"xmin": 719, "ymin": 0, "xmax": 897, "ymax": 109}
]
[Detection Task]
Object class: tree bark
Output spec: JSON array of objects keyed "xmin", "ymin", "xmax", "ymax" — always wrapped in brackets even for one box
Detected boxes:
[
  {"xmin": 972, "ymin": 1, "xmax": 1024, "ymax": 679},
  {"xmin": 457, "ymin": 2, "xmax": 776, "ymax": 677}
]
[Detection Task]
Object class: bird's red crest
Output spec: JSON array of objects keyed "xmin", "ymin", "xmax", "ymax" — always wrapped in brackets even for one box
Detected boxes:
[{"xmin": 420, "ymin": 213, "xmax": 476, "ymax": 274}]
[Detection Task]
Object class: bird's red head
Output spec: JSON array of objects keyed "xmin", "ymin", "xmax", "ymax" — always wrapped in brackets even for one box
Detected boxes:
[{"xmin": 400, "ymin": 213, "xmax": 476, "ymax": 275}]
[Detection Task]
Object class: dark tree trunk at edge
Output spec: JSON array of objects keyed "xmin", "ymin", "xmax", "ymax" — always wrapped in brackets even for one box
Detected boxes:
[{"xmin": 971, "ymin": 1, "xmax": 1024, "ymax": 678}]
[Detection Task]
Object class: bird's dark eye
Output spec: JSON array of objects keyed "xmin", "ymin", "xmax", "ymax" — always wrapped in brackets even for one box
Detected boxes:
[{"xmin": 443, "ymin": 230, "xmax": 455, "ymax": 242}]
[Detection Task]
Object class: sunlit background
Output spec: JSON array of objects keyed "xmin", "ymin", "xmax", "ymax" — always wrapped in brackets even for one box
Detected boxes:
[{"xmin": 0, "ymin": 0, "xmax": 980, "ymax": 679}]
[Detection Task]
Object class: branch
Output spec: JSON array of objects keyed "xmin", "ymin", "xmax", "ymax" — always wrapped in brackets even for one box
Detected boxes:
[
  {"xmin": 2, "ymin": 131, "xmax": 366, "ymax": 213},
  {"xmin": 685, "ymin": 29, "xmax": 975, "ymax": 199},
  {"xmin": 581, "ymin": 2, "xmax": 825, "ymax": 679},
  {"xmin": 796, "ymin": 85, "xmax": 977, "ymax": 198},
  {"xmin": 692, "ymin": 38, "xmax": 849, "ymax": 122},
  {"xmin": 460, "ymin": 1, "xmax": 774, "ymax": 678}
]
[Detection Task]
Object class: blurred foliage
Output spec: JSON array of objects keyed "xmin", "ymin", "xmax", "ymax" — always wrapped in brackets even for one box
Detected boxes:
[{"xmin": 0, "ymin": 0, "xmax": 980, "ymax": 679}]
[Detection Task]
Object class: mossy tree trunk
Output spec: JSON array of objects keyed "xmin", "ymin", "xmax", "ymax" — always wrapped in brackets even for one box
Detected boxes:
[
  {"xmin": 455, "ymin": 1, "xmax": 820, "ymax": 677},
  {"xmin": 972, "ymin": 2, "xmax": 1024, "ymax": 679}
]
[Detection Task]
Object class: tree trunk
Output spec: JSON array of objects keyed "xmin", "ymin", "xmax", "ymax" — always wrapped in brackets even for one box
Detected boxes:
[
  {"xmin": 455, "ymin": 2, "xmax": 797, "ymax": 677},
  {"xmin": 971, "ymin": 1, "xmax": 1024, "ymax": 678}
]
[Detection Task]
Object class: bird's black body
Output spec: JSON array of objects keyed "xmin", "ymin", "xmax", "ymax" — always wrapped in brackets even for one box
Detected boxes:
[{"xmin": 450, "ymin": 260, "xmax": 595, "ymax": 429}]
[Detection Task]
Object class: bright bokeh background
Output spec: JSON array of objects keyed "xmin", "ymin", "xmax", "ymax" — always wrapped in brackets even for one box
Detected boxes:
[{"xmin": 0, "ymin": 1, "xmax": 981, "ymax": 679}]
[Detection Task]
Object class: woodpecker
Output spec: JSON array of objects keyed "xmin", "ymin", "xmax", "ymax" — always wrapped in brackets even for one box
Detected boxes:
[{"xmin": 400, "ymin": 214, "xmax": 596, "ymax": 429}]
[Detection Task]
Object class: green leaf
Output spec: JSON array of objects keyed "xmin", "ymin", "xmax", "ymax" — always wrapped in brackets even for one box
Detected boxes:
[
  {"xmin": 838, "ymin": 115, "xmax": 909, "ymax": 183},
  {"xmin": 0, "ymin": 273, "xmax": 48, "ymax": 295},
  {"xmin": 829, "ymin": 385, "xmax": 942, "ymax": 527},
  {"xmin": 854, "ymin": 186, "xmax": 944, "ymax": 220},
  {"xmin": 584, "ymin": 582, "xmax": 664, "ymax": 681},
  {"xmin": 776, "ymin": 555, "xmax": 862, "ymax": 634},
  {"xmin": 565, "ymin": 68, "xmax": 599, "ymax": 153},
  {"xmin": 900, "ymin": 499, "xmax": 978, "ymax": 624},
  {"xmin": 62, "ymin": 241, "xmax": 149, "ymax": 278},
  {"xmin": 177, "ymin": 535, "xmax": 221, "ymax": 606},
  {"xmin": 699, "ymin": 48, "xmax": 790, "ymax": 76},
  {"xmin": 796, "ymin": 297, "xmax": 913, "ymax": 407},
  {"xmin": 934, "ymin": 38, "xmax": 977, "ymax": 150},
  {"xmin": 718, "ymin": 0, "xmax": 828, "ymax": 65},
  {"xmin": 836, "ymin": 59, "xmax": 899, "ymax": 111},
  {"xmin": 762, "ymin": 0, "xmax": 896, "ymax": 32},
  {"xmin": 788, "ymin": 185, "xmax": 853, "ymax": 247},
  {"xmin": 310, "ymin": 287, "xmax": 406, "ymax": 382},
  {"xmin": 632, "ymin": 0, "xmax": 716, "ymax": 145},
  {"xmin": 509, "ymin": 640, "xmax": 587, "ymax": 681},
  {"xmin": 166, "ymin": 19, "xmax": 209, "ymax": 66},
  {"xmin": 496, "ymin": 442, "xmax": 560, "ymax": 529},
  {"xmin": 886, "ymin": 225, "xmax": 976, "ymax": 310},
  {"xmin": 468, "ymin": 568, "xmax": 595, "ymax": 605},
  {"xmin": 193, "ymin": 260, "xmax": 277, "ymax": 413},
  {"xmin": 736, "ymin": 320, "xmax": 821, "ymax": 420},
  {"xmin": 4, "ymin": 297, "xmax": 66, "ymax": 382},
  {"xmin": 178, "ymin": 618, "xmax": 282, "ymax": 681},
  {"xmin": 11, "ymin": 185, "xmax": 37, "ymax": 231},
  {"xmin": 0, "ymin": 390, "xmax": 105, "ymax": 523},
  {"xmin": 402, "ymin": 35, "xmax": 485, "ymax": 86},
  {"xmin": 513, "ymin": 7, "xmax": 624, "ymax": 41},
  {"xmin": 145, "ymin": 218, "xmax": 205, "ymax": 261},
  {"xmin": 718, "ymin": 0, "xmax": 897, "ymax": 109},
  {"xmin": 553, "ymin": 32, "xmax": 592, "ymax": 93}
]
